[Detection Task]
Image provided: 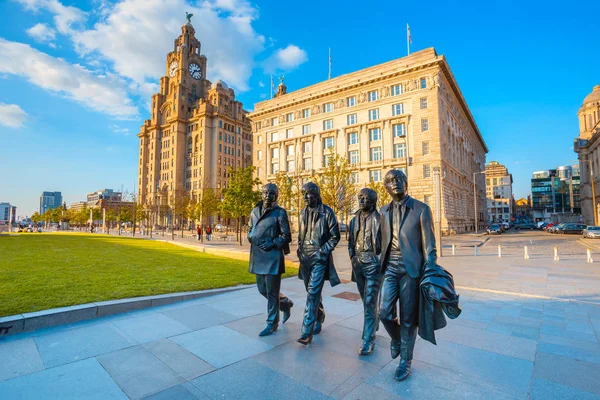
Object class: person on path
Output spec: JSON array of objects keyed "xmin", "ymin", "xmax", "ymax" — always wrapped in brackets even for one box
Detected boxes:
[
  {"xmin": 205, "ymin": 225, "xmax": 212, "ymax": 241},
  {"xmin": 196, "ymin": 225, "xmax": 202, "ymax": 241}
]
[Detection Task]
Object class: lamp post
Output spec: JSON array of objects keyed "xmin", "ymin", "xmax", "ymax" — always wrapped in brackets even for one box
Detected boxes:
[
  {"xmin": 433, "ymin": 166, "xmax": 443, "ymax": 256},
  {"xmin": 581, "ymin": 160, "xmax": 597, "ymax": 225},
  {"xmin": 473, "ymin": 171, "xmax": 485, "ymax": 234}
]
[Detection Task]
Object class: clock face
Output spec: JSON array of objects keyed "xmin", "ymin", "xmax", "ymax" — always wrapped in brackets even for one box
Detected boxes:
[
  {"xmin": 188, "ymin": 63, "xmax": 202, "ymax": 80},
  {"xmin": 168, "ymin": 61, "xmax": 178, "ymax": 77}
]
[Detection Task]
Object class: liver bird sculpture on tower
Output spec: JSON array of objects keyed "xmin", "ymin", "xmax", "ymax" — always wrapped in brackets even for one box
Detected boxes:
[{"xmin": 185, "ymin": 12, "xmax": 193, "ymax": 23}]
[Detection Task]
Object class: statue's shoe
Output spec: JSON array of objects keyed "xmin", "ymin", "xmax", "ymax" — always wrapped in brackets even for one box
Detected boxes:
[
  {"xmin": 296, "ymin": 334, "xmax": 313, "ymax": 345},
  {"xmin": 390, "ymin": 341, "xmax": 401, "ymax": 359},
  {"xmin": 394, "ymin": 360, "xmax": 412, "ymax": 381},
  {"xmin": 358, "ymin": 341, "xmax": 375, "ymax": 355},
  {"xmin": 258, "ymin": 324, "xmax": 278, "ymax": 337},
  {"xmin": 282, "ymin": 301, "xmax": 294, "ymax": 324}
]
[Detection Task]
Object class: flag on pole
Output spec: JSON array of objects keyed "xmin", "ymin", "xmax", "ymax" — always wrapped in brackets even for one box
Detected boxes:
[
  {"xmin": 328, "ymin": 47, "xmax": 332, "ymax": 79},
  {"xmin": 270, "ymin": 75, "xmax": 274, "ymax": 99},
  {"xmin": 407, "ymin": 23, "xmax": 412, "ymax": 55}
]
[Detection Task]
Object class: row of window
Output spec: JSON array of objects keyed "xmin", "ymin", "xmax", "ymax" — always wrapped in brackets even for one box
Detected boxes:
[{"xmin": 260, "ymin": 80, "xmax": 429, "ymax": 128}]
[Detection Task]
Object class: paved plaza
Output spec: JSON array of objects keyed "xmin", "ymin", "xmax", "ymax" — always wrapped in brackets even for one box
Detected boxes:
[{"xmin": 1, "ymin": 231, "xmax": 600, "ymax": 399}]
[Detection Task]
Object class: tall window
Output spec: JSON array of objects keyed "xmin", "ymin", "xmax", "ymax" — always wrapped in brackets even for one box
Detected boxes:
[
  {"xmin": 422, "ymin": 141, "xmax": 430, "ymax": 155},
  {"xmin": 348, "ymin": 150, "xmax": 359, "ymax": 164},
  {"xmin": 287, "ymin": 160, "xmax": 295, "ymax": 172},
  {"xmin": 391, "ymin": 84, "xmax": 402, "ymax": 96},
  {"xmin": 347, "ymin": 113, "xmax": 357, "ymax": 125},
  {"xmin": 323, "ymin": 136, "xmax": 335, "ymax": 149},
  {"xmin": 351, "ymin": 172, "xmax": 359, "ymax": 183},
  {"xmin": 257, "ymin": 150, "xmax": 262, "ymax": 160},
  {"xmin": 286, "ymin": 112, "xmax": 294, "ymax": 122},
  {"xmin": 303, "ymin": 158, "xmax": 312, "ymax": 170},
  {"xmin": 257, "ymin": 135, "xmax": 263, "ymax": 144},
  {"xmin": 420, "ymin": 97, "xmax": 428, "ymax": 109},
  {"xmin": 421, "ymin": 118, "xmax": 429, "ymax": 132},
  {"xmin": 271, "ymin": 148, "xmax": 279, "ymax": 159},
  {"xmin": 271, "ymin": 132, "xmax": 279, "ymax": 142},
  {"xmin": 368, "ymin": 90, "xmax": 378, "ymax": 102},
  {"xmin": 348, "ymin": 132, "xmax": 358, "ymax": 145},
  {"xmin": 286, "ymin": 144, "xmax": 294, "ymax": 156},
  {"xmin": 323, "ymin": 119, "xmax": 334, "ymax": 130},
  {"xmin": 368, "ymin": 109, "xmax": 379, "ymax": 121},
  {"xmin": 272, "ymin": 117, "xmax": 279, "ymax": 126},
  {"xmin": 271, "ymin": 163, "xmax": 279, "ymax": 174},
  {"xmin": 323, "ymin": 103, "xmax": 333, "ymax": 113},
  {"xmin": 302, "ymin": 108, "xmax": 311, "ymax": 118},
  {"xmin": 420, "ymin": 77, "xmax": 427, "ymax": 89},
  {"xmin": 323, "ymin": 154, "xmax": 334, "ymax": 166},
  {"xmin": 394, "ymin": 143, "xmax": 406, "ymax": 158},
  {"xmin": 393, "ymin": 123, "xmax": 406, "ymax": 137},
  {"xmin": 286, "ymin": 128, "xmax": 294, "ymax": 139},
  {"xmin": 303, "ymin": 142, "xmax": 312, "ymax": 153},
  {"xmin": 302, "ymin": 124, "xmax": 311, "ymax": 135},
  {"xmin": 369, "ymin": 128, "xmax": 381, "ymax": 141},
  {"xmin": 423, "ymin": 164, "xmax": 431, "ymax": 178},
  {"xmin": 347, "ymin": 96, "xmax": 356, "ymax": 107},
  {"xmin": 392, "ymin": 103, "xmax": 404, "ymax": 116},
  {"xmin": 370, "ymin": 147, "xmax": 382, "ymax": 161},
  {"xmin": 369, "ymin": 170, "xmax": 382, "ymax": 182}
]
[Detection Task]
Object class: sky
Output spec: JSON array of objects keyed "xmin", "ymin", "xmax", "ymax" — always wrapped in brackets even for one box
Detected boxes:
[{"xmin": 0, "ymin": 0, "xmax": 598, "ymax": 217}]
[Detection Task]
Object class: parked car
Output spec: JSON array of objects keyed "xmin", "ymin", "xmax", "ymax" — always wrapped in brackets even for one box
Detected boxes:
[
  {"xmin": 516, "ymin": 223, "xmax": 536, "ymax": 230},
  {"xmin": 549, "ymin": 223, "xmax": 566, "ymax": 233},
  {"xmin": 538, "ymin": 222, "xmax": 549, "ymax": 230},
  {"xmin": 583, "ymin": 226, "xmax": 600, "ymax": 239},
  {"xmin": 338, "ymin": 223, "xmax": 348, "ymax": 233},
  {"xmin": 502, "ymin": 222, "xmax": 510, "ymax": 230},
  {"xmin": 487, "ymin": 224, "xmax": 502, "ymax": 235},
  {"xmin": 544, "ymin": 222, "xmax": 559, "ymax": 231},
  {"xmin": 555, "ymin": 223, "xmax": 587, "ymax": 234}
]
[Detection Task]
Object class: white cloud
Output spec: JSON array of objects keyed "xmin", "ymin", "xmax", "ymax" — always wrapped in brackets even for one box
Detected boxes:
[
  {"xmin": 70, "ymin": 0, "xmax": 265, "ymax": 92},
  {"xmin": 15, "ymin": 0, "xmax": 86, "ymax": 34},
  {"xmin": 258, "ymin": 80, "xmax": 264, "ymax": 87},
  {"xmin": 263, "ymin": 44, "xmax": 308, "ymax": 74},
  {"xmin": 109, "ymin": 124, "xmax": 130, "ymax": 135},
  {"xmin": 0, "ymin": 103, "xmax": 28, "ymax": 128},
  {"xmin": 26, "ymin": 23, "xmax": 57, "ymax": 43},
  {"xmin": 0, "ymin": 39, "xmax": 138, "ymax": 118}
]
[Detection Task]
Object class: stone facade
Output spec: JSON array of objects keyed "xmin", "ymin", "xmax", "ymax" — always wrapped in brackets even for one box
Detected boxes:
[
  {"xmin": 137, "ymin": 21, "xmax": 252, "ymax": 217},
  {"xmin": 574, "ymin": 85, "xmax": 600, "ymax": 225},
  {"xmin": 485, "ymin": 161, "xmax": 513, "ymax": 223},
  {"xmin": 249, "ymin": 48, "xmax": 488, "ymax": 233}
]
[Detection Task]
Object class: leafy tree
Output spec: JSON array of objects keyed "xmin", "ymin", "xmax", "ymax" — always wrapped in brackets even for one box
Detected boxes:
[
  {"xmin": 274, "ymin": 170, "xmax": 304, "ymax": 233},
  {"xmin": 170, "ymin": 188, "xmax": 191, "ymax": 238},
  {"xmin": 317, "ymin": 152, "xmax": 357, "ymax": 226},
  {"xmin": 197, "ymin": 185, "xmax": 221, "ymax": 242},
  {"xmin": 220, "ymin": 166, "xmax": 261, "ymax": 245},
  {"xmin": 368, "ymin": 180, "xmax": 391, "ymax": 208}
]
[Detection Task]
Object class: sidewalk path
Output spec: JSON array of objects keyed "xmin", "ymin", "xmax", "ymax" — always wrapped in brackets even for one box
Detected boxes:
[{"xmin": 1, "ymin": 251, "xmax": 600, "ymax": 399}]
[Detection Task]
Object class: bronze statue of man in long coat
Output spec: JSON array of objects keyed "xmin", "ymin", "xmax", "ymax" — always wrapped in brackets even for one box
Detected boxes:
[
  {"xmin": 296, "ymin": 182, "xmax": 341, "ymax": 345},
  {"xmin": 348, "ymin": 188, "xmax": 382, "ymax": 355},
  {"xmin": 379, "ymin": 169, "xmax": 437, "ymax": 381},
  {"xmin": 247, "ymin": 183, "xmax": 294, "ymax": 336}
]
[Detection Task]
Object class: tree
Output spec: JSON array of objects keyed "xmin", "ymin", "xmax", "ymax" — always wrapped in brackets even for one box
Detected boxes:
[
  {"xmin": 197, "ymin": 185, "xmax": 221, "ymax": 242},
  {"xmin": 317, "ymin": 152, "xmax": 358, "ymax": 227},
  {"xmin": 368, "ymin": 180, "xmax": 391, "ymax": 208},
  {"xmin": 170, "ymin": 188, "xmax": 191, "ymax": 238},
  {"xmin": 30, "ymin": 212, "xmax": 42, "ymax": 225},
  {"xmin": 220, "ymin": 166, "xmax": 262, "ymax": 245},
  {"xmin": 274, "ymin": 170, "xmax": 304, "ymax": 233}
]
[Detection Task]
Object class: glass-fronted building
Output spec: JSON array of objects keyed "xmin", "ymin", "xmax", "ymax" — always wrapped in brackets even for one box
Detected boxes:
[{"xmin": 39, "ymin": 191, "xmax": 63, "ymax": 214}]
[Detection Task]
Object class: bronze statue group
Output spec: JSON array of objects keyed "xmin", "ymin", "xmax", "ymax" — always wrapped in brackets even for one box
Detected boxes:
[{"xmin": 247, "ymin": 169, "xmax": 461, "ymax": 382}]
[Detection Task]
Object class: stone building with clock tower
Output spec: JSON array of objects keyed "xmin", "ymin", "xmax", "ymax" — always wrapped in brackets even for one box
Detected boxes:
[{"xmin": 137, "ymin": 17, "xmax": 253, "ymax": 226}]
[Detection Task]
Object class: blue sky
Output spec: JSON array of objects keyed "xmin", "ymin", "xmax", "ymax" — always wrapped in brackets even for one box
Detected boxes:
[{"xmin": 1, "ymin": 0, "xmax": 598, "ymax": 216}]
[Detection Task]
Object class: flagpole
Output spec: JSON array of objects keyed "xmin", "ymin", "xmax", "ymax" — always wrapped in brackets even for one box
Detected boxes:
[
  {"xmin": 328, "ymin": 47, "xmax": 331, "ymax": 80},
  {"xmin": 270, "ymin": 75, "xmax": 273, "ymax": 99},
  {"xmin": 407, "ymin": 23, "xmax": 410, "ymax": 56}
]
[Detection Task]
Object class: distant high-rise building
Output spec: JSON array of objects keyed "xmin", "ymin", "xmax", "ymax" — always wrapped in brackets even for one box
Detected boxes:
[
  {"xmin": 574, "ymin": 85, "xmax": 600, "ymax": 224},
  {"xmin": 39, "ymin": 191, "xmax": 62, "ymax": 214},
  {"xmin": 86, "ymin": 189, "xmax": 122, "ymax": 208},
  {"xmin": 485, "ymin": 161, "xmax": 513, "ymax": 223},
  {"xmin": 531, "ymin": 166, "xmax": 580, "ymax": 222},
  {"xmin": 0, "ymin": 202, "xmax": 16, "ymax": 224}
]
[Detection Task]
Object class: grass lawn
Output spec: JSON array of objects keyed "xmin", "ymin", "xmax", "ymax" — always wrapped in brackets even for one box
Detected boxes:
[{"xmin": 0, "ymin": 233, "xmax": 297, "ymax": 317}]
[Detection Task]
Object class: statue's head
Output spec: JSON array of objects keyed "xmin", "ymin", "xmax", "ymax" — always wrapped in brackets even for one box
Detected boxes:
[
  {"xmin": 384, "ymin": 169, "xmax": 408, "ymax": 201},
  {"xmin": 358, "ymin": 188, "xmax": 377, "ymax": 212},
  {"xmin": 262, "ymin": 183, "xmax": 279, "ymax": 208},
  {"xmin": 302, "ymin": 182, "xmax": 321, "ymax": 208}
]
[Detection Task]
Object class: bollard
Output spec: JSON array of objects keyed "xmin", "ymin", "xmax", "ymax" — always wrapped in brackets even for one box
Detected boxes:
[
  {"xmin": 524, "ymin": 246, "xmax": 530, "ymax": 259},
  {"xmin": 452, "ymin": 243, "xmax": 456, "ymax": 256},
  {"xmin": 498, "ymin": 245, "xmax": 502, "ymax": 258},
  {"xmin": 587, "ymin": 248, "xmax": 594, "ymax": 263},
  {"xmin": 474, "ymin": 246, "xmax": 479, "ymax": 256},
  {"xmin": 554, "ymin": 246, "xmax": 559, "ymax": 261}
]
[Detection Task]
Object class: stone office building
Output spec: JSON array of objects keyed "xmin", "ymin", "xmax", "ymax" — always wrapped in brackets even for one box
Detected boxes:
[
  {"xmin": 485, "ymin": 161, "xmax": 513, "ymax": 223},
  {"xmin": 249, "ymin": 48, "xmax": 488, "ymax": 233},
  {"xmin": 137, "ymin": 19, "xmax": 253, "ymax": 213}
]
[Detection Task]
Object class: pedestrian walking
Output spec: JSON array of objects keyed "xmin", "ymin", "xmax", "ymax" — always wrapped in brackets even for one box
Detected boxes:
[
  {"xmin": 197, "ymin": 225, "xmax": 202, "ymax": 241},
  {"xmin": 205, "ymin": 225, "xmax": 212, "ymax": 241}
]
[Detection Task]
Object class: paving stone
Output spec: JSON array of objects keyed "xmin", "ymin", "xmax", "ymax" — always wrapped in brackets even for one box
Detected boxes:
[
  {"xmin": 530, "ymin": 378, "xmax": 600, "ymax": 400},
  {"xmin": 111, "ymin": 312, "xmax": 192, "ymax": 343},
  {"xmin": 538, "ymin": 341, "xmax": 600, "ymax": 365},
  {"xmin": 567, "ymin": 321, "xmax": 596, "ymax": 335},
  {"xmin": 367, "ymin": 359, "xmax": 520, "ymax": 400},
  {"xmin": 0, "ymin": 338, "xmax": 45, "ymax": 381},
  {"xmin": 161, "ymin": 304, "xmax": 239, "ymax": 331},
  {"xmin": 540, "ymin": 322, "xmax": 598, "ymax": 343},
  {"xmin": 341, "ymin": 383, "xmax": 406, "ymax": 400},
  {"xmin": 190, "ymin": 358, "xmax": 330, "ymax": 400},
  {"xmin": 171, "ymin": 325, "xmax": 273, "ymax": 368},
  {"xmin": 334, "ymin": 313, "xmax": 391, "ymax": 339},
  {"xmin": 34, "ymin": 322, "xmax": 136, "ymax": 368},
  {"xmin": 253, "ymin": 341, "xmax": 376, "ymax": 395},
  {"xmin": 413, "ymin": 339, "xmax": 533, "ymax": 396},
  {"xmin": 21, "ymin": 304, "xmax": 98, "ymax": 332},
  {"xmin": 224, "ymin": 314, "xmax": 302, "ymax": 347},
  {"xmin": 0, "ymin": 358, "xmax": 127, "ymax": 399},
  {"xmin": 533, "ymin": 352, "xmax": 600, "ymax": 395},
  {"xmin": 329, "ymin": 362, "xmax": 381, "ymax": 399},
  {"xmin": 203, "ymin": 293, "xmax": 267, "ymax": 318},
  {"xmin": 97, "ymin": 345, "xmax": 185, "ymax": 400},
  {"xmin": 142, "ymin": 382, "xmax": 210, "ymax": 400},
  {"xmin": 143, "ymin": 339, "xmax": 215, "ymax": 380}
]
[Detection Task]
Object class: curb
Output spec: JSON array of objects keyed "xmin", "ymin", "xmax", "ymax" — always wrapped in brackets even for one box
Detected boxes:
[{"xmin": 0, "ymin": 285, "xmax": 252, "ymax": 339}]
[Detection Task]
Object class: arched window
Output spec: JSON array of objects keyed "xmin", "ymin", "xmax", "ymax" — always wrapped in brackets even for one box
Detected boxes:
[{"xmin": 191, "ymin": 85, "xmax": 197, "ymax": 96}]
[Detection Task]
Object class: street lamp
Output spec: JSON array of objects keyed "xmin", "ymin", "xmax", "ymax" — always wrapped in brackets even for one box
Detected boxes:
[
  {"xmin": 580, "ymin": 160, "xmax": 597, "ymax": 225},
  {"xmin": 473, "ymin": 171, "xmax": 485, "ymax": 234}
]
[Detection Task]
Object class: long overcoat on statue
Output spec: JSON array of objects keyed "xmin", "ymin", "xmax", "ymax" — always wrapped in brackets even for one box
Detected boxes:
[
  {"xmin": 297, "ymin": 203, "xmax": 341, "ymax": 286},
  {"xmin": 348, "ymin": 209, "xmax": 381, "ymax": 282},
  {"xmin": 247, "ymin": 201, "xmax": 291, "ymax": 275}
]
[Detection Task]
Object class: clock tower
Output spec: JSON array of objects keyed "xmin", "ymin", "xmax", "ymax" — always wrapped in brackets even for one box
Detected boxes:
[{"xmin": 137, "ymin": 15, "xmax": 253, "ymax": 229}]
